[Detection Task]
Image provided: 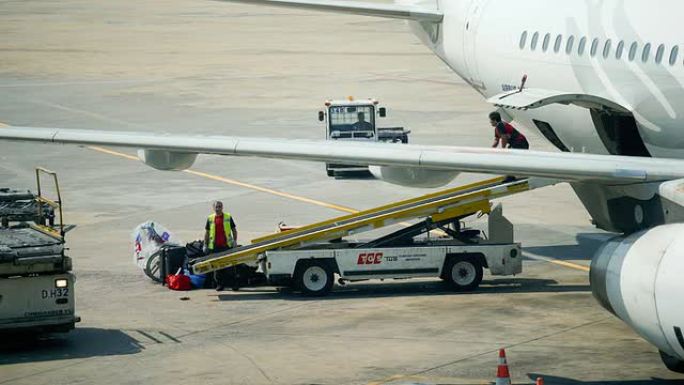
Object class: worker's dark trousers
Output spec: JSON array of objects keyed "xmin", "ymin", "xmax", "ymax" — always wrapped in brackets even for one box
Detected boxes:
[
  {"xmin": 510, "ymin": 139, "xmax": 529, "ymax": 149},
  {"xmin": 210, "ymin": 246, "xmax": 232, "ymax": 288}
]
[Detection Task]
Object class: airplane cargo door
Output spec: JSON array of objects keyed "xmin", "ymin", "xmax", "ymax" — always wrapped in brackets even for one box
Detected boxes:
[{"xmin": 463, "ymin": 0, "xmax": 485, "ymax": 90}]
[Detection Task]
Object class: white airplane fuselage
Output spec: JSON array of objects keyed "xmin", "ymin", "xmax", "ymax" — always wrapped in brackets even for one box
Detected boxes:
[
  {"xmin": 401, "ymin": 0, "xmax": 684, "ymax": 370},
  {"xmin": 406, "ymin": 0, "xmax": 684, "ymax": 158}
]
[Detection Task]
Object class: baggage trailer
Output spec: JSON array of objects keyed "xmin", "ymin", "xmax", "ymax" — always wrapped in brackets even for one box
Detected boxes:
[
  {"xmin": 0, "ymin": 168, "xmax": 79, "ymax": 333},
  {"xmin": 192, "ymin": 177, "xmax": 530, "ymax": 295}
]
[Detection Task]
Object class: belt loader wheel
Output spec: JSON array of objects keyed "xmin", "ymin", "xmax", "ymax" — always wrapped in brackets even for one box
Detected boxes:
[
  {"xmin": 294, "ymin": 260, "xmax": 333, "ymax": 296},
  {"xmin": 445, "ymin": 256, "xmax": 483, "ymax": 291}
]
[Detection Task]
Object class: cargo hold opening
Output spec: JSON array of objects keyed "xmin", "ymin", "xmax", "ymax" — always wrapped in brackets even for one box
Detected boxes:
[{"xmin": 590, "ymin": 109, "xmax": 651, "ymax": 157}]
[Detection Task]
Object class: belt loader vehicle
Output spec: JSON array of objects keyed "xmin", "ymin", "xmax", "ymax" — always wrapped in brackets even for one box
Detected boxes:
[
  {"xmin": 192, "ymin": 177, "xmax": 529, "ymax": 296},
  {"xmin": 0, "ymin": 168, "xmax": 79, "ymax": 333}
]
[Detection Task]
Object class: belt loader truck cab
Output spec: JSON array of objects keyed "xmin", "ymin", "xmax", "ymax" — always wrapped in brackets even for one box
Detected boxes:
[{"xmin": 320, "ymin": 98, "xmax": 410, "ymax": 177}]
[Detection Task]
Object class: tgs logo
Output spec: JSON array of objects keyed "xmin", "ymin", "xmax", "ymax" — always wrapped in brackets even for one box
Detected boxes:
[{"xmin": 357, "ymin": 252, "xmax": 383, "ymax": 265}]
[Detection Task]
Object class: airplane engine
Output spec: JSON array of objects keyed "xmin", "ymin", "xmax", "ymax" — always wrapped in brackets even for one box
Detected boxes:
[
  {"xmin": 368, "ymin": 166, "xmax": 458, "ymax": 188},
  {"xmin": 137, "ymin": 149, "xmax": 198, "ymax": 171},
  {"xmin": 591, "ymin": 224, "xmax": 684, "ymax": 373}
]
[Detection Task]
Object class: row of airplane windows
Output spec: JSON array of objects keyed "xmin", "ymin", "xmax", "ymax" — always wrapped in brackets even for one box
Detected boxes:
[{"xmin": 519, "ymin": 31, "xmax": 680, "ymax": 66}]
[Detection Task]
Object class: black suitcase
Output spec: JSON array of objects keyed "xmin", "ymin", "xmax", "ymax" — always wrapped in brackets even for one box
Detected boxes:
[
  {"xmin": 160, "ymin": 245, "xmax": 187, "ymax": 284},
  {"xmin": 185, "ymin": 240, "xmax": 205, "ymax": 259}
]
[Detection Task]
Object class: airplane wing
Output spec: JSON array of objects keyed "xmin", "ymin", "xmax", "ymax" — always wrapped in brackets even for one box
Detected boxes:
[
  {"xmin": 216, "ymin": 0, "xmax": 444, "ymax": 22},
  {"xmin": 2, "ymin": 126, "xmax": 684, "ymax": 184}
]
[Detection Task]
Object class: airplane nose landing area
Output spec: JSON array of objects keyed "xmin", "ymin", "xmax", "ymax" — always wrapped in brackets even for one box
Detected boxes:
[{"xmin": 0, "ymin": 1, "xmax": 682, "ymax": 384}]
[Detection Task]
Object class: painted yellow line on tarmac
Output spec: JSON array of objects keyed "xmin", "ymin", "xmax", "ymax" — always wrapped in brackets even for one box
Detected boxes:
[
  {"xmin": 183, "ymin": 169, "xmax": 357, "ymax": 213},
  {"xmin": 87, "ymin": 145, "xmax": 139, "ymax": 161},
  {"xmin": 84, "ymin": 145, "xmax": 358, "ymax": 213},
  {"xmin": 547, "ymin": 259, "xmax": 590, "ymax": 272},
  {"xmin": 523, "ymin": 251, "xmax": 590, "ymax": 272}
]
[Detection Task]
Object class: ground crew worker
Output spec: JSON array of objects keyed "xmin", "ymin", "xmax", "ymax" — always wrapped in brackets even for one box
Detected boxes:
[
  {"xmin": 204, "ymin": 201, "xmax": 237, "ymax": 253},
  {"xmin": 489, "ymin": 111, "xmax": 529, "ymax": 149},
  {"xmin": 203, "ymin": 201, "xmax": 238, "ymax": 291},
  {"xmin": 352, "ymin": 111, "xmax": 373, "ymax": 132}
]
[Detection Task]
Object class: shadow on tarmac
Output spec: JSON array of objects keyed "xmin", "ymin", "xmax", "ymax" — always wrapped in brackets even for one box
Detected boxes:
[
  {"xmin": 0, "ymin": 327, "xmax": 142, "ymax": 364},
  {"xmin": 525, "ymin": 233, "xmax": 614, "ymax": 261},
  {"xmin": 215, "ymin": 278, "xmax": 590, "ymax": 301},
  {"xmin": 528, "ymin": 373, "xmax": 684, "ymax": 384}
]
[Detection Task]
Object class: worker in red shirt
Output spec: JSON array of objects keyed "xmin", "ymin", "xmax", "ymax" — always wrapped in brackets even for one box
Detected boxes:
[
  {"xmin": 204, "ymin": 201, "xmax": 237, "ymax": 253},
  {"xmin": 489, "ymin": 111, "xmax": 529, "ymax": 149},
  {"xmin": 203, "ymin": 200, "xmax": 238, "ymax": 291}
]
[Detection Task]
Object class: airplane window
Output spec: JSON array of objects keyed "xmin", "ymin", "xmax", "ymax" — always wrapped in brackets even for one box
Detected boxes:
[
  {"xmin": 642, "ymin": 43, "xmax": 651, "ymax": 62},
  {"xmin": 519, "ymin": 31, "xmax": 528, "ymax": 49},
  {"xmin": 566, "ymin": 35, "xmax": 575, "ymax": 54},
  {"xmin": 590, "ymin": 38, "xmax": 599, "ymax": 57},
  {"xmin": 655, "ymin": 44, "xmax": 665, "ymax": 64},
  {"xmin": 629, "ymin": 42, "xmax": 638, "ymax": 61},
  {"xmin": 603, "ymin": 39, "xmax": 612, "ymax": 58},
  {"xmin": 616, "ymin": 41, "xmax": 625, "ymax": 59},
  {"xmin": 542, "ymin": 33, "xmax": 550, "ymax": 52},
  {"xmin": 578, "ymin": 37, "xmax": 587, "ymax": 55},
  {"xmin": 531, "ymin": 32, "xmax": 539, "ymax": 50},
  {"xmin": 670, "ymin": 46, "xmax": 679, "ymax": 66},
  {"xmin": 554, "ymin": 34, "xmax": 562, "ymax": 53}
]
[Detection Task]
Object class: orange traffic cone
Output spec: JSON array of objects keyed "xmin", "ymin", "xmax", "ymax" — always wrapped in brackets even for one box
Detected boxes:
[
  {"xmin": 536, "ymin": 377, "xmax": 544, "ymax": 385},
  {"xmin": 495, "ymin": 348, "xmax": 511, "ymax": 385}
]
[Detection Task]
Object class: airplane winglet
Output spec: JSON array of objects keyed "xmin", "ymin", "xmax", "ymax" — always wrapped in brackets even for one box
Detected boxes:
[{"xmin": 216, "ymin": 0, "xmax": 444, "ymax": 22}]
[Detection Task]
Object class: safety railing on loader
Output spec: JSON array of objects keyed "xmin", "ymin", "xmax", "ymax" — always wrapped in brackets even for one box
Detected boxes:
[
  {"xmin": 192, "ymin": 176, "xmax": 530, "ymax": 275},
  {"xmin": 35, "ymin": 167, "xmax": 65, "ymax": 238}
]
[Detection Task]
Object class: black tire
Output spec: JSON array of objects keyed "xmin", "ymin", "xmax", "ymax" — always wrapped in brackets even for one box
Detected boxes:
[
  {"xmin": 294, "ymin": 260, "xmax": 334, "ymax": 296},
  {"xmin": 444, "ymin": 256, "xmax": 483, "ymax": 291},
  {"xmin": 144, "ymin": 250, "xmax": 163, "ymax": 283},
  {"xmin": 326, "ymin": 166, "xmax": 335, "ymax": 177},
  {"xmin": 660, "ymin": 350, "xmax": 684, "ymax": 373}
]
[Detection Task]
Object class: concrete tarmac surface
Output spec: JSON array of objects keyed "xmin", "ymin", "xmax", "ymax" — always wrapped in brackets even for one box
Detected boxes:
[{"xmin": 1, "ymin": 1, "xmax": 683, "ymax": 384}]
